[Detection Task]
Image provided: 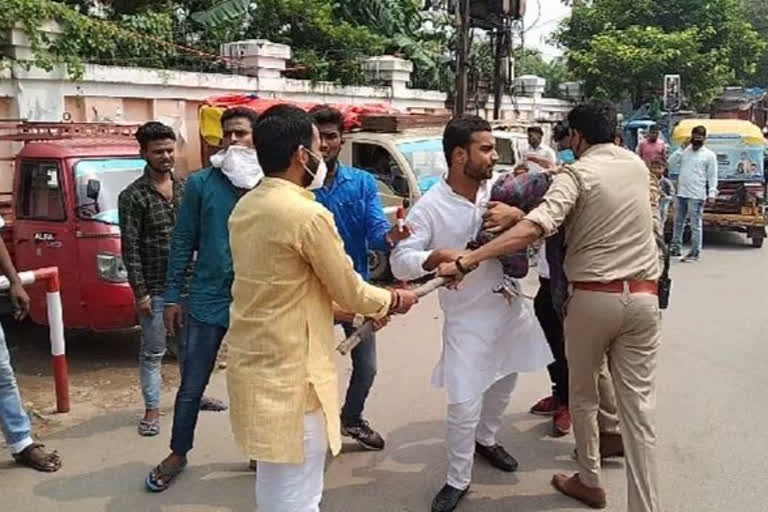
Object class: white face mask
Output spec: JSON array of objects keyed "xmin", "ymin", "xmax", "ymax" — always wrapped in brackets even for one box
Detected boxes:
[
  {"xmin": 210, "ymin": 145, "xmax": 263, "ymax": 190},
  {"xmin": 303, "ymin": 148, "xmax": 328, "ymax": 191}
]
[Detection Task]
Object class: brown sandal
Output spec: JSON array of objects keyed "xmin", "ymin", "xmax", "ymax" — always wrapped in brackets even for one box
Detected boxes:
[{"xmin": 13, "ymin": 443, "xmax": 62, "ymax": 472}]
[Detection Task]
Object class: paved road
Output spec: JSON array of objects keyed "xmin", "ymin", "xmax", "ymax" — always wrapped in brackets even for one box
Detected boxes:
[{"xmin": 1, "ymin": 232, "xmax": 767, "ymax": 511}]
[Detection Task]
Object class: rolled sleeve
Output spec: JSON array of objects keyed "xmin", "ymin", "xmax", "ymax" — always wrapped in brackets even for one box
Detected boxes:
[
  {"xmin": 389, "ymin": 206, "xmax": 434, "ymax": 281},
  {"xmin": 524, "ymin": 171, "xmax": 580, "ymax": 236}
]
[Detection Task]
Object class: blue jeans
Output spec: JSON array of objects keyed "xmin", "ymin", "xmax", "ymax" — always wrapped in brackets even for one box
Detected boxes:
[
  {"xmin": 170, "ymin": 315, "xmax": 226, "ymax": 456},
  {"xmin": 672, "ymin": 197, "xmax": 705, "ymax": 257},
  {"xmin": 340, "ymin": 323, "xmax": 377, "ymax": 426},
  {"xmin": 0, "ymin": 323, "xmax": 34, "ymax": 455},
  {"xmin": 139, "ymin": 296, "xmax": 172, "ymax": 410}
]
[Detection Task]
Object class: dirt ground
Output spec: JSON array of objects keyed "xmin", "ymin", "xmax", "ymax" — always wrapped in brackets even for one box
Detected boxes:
[{"xmin": 2, "ymin": 318, "xmax": 225, "ymax": 439}]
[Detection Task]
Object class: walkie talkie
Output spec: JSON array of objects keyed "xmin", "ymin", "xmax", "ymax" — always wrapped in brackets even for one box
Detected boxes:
[{"xmin": 658, "ymin": 242, "xmax": 672, "ymax": 310}]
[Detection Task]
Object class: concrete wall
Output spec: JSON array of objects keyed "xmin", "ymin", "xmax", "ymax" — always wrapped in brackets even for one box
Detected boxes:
[{"xmin": 0, "ymin": 62, "xmax": 572, "ymax": 177}]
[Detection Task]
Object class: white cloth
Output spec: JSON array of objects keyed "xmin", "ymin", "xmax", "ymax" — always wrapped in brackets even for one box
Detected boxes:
[
  {"xmin": 523, "ymin": 144, "xmax": 557, "ymax": 174},
  {"xmin": 536, "ymin": 242, "xmax": 550, "ymax": 279},
  {"xmin": 668, "ymin": 146, "xmax": 718, "ymax": 200},
  {"xmin": 210, "ymin": 145, "xmax": 263, "ymax": 190},
  {"xmin": 255, "ymin": 410, "xmax": 327, "ymax": 512},
  {"xmin": 390, "ymin": 178, "xmax": 552, "ymax": 404},
  {"xmin": 447, "ymin": 373, "xmax": 518, "ymax": 489}
]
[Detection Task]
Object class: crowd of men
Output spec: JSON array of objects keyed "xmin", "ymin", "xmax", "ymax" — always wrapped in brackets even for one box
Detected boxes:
[{"xmin": 0, "ymin": 97, "xmax": 727, "ymax": 512}]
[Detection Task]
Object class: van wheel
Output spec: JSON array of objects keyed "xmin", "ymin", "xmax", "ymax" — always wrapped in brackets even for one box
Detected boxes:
[
  {"xmin": 751, "ymin": 236, "xmax": 764, "ymax": 248},
  {"xmin": 368, "ymin": 250, "xmax": 392, "ymax": 283}
]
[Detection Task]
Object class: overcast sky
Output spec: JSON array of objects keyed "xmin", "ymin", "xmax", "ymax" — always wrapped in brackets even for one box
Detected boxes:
[{"xmin": 523, "ymin": 0, "xmax": 572, "ymax": 60}]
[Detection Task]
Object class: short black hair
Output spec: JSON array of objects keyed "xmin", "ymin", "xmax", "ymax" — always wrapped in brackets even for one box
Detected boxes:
[
  {"xmin": 254, "ymin": 104, "xmax": 314, "ymax": 175},
  {"xmin": 692, "ymin": 125, "xmax": 707, "ymax": 137},
  {"xmin": 566, "ymin": 99, "xmax": 617, "ymax": 145},
  {"xmin": 135, "ymin": 122, "xmax": 175, "ymax": 150},
  {"xmin": 649, "ymin": 124, "xmax": 660, "ymax": 132},
  {"xmin": 309, "ymin": 105, "xmax": 344, "ymax": 133},
  {"xmin": 259, "ymin": 103, "xmax": 306, "ymax": 120},
  {"xmin": 527, "ymin": 126, "xmax": 544, "ymax": 136},
  {"xmin": 220, "ymin": 106, "xmax": 259, "ymax": 131},
  {"xmin": 552, "ymin": 122, "xmax": 569, "ymax": 142},
  {"xmin": 443, "ymin": 115, "xmax": 492, "ymax": 165}
]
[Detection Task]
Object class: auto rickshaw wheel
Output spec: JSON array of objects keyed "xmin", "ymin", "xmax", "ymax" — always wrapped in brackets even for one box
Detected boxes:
[
  {"xmin": 368, "ymin": 250, "xmax": 392, "ymax": 283},
  {"xmin": 751, "ymin": 236, "xmax": 764, "ymax": 248}
]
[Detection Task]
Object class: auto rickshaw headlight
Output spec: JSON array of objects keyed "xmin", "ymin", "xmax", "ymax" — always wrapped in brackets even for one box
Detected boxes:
[{"xmin": 96, "ymin": 253, "xmax": 128, "ymax": 283}]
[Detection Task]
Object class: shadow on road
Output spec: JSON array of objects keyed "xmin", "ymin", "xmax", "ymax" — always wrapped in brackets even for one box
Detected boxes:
[
  {"xmin": 324, "ymin": 414, "xmax": 610, "ymax": 511},
  {"xmin": 13, "ymin": 409, "xmax": 621, "ymax": 512},
  {"xmin": 32, "ymin": 461, "xmax": 254, "ymax": 512}
]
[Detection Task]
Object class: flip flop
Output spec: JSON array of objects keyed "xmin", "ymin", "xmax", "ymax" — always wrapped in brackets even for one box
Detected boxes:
[
  {"xmin": 138, "ymin": 418, "xmax": 160, "ymax": 437},
  {"xmin": 145, "ymin": 460, "xmax": 187, "ymax": 492},
  {"xmin": 199, "ymin": 397, "xmax": 228, "ymax": 412}
]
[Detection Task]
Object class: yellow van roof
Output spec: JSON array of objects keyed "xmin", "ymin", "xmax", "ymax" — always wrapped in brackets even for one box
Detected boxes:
[{"xmin": 671, "ymin": 119, "xmax": 764, "ymax": 146}]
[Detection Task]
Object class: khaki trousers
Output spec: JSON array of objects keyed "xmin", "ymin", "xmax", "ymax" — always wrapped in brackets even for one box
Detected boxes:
[{"xmin": 565, "ymin": 287, "xmax": 661, "ymax": 512}]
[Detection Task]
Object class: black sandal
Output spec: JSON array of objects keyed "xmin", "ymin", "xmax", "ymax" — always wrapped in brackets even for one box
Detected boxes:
[
  {"xmin": 13, "ymin": 443, "xmax": 62, "ymax": 472},
  {"xmin": 145, "ymin": 460, "xmax": 187, "ymax": 492}
]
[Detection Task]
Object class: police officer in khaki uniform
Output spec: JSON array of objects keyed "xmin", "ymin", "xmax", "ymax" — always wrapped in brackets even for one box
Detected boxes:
[{"xmin": 439, "ymin": 99, "xmax": 661, "ymax": 512}]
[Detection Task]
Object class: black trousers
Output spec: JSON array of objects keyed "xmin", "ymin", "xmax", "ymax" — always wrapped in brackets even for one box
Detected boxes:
[{"xmin": 533, "ymin": 277, "xmax": 569, "ymax": 405}]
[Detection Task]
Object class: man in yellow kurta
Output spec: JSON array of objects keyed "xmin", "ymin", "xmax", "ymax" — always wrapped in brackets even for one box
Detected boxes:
[{"xmin": 225, "ymin": 105, "xmax": 419, "ymax": 512}]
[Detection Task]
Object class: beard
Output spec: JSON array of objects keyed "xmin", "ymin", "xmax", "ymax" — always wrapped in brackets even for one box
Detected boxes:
[
  {"xmin": 150, "ymin": 164, "xmax": 173, "ymax": 174},
  {"xmin": 463, "ymin": 161, "xmax": 493, "ymax": 182},
  {"xmin": 691, "ymin": 141, "xmax": 704, "ymax": 150}
]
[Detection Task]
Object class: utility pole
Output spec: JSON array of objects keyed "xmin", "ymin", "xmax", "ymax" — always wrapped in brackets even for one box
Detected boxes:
[
  {"xmin": 492, "ymin": 22, "xmax": 506, "ymax": 120},
  {"xmin": 454, "ymin": 0, "xmax": 470, "ymax": 115}
]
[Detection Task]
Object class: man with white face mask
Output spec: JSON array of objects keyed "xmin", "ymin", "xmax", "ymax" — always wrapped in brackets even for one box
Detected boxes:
[
  {"xmin": 145, "ymin": 106, "xmax": 261, "ymax": 492},
  {"xmin": 226, "ymin": 104, "xmax": 419, "ymax": 512}
]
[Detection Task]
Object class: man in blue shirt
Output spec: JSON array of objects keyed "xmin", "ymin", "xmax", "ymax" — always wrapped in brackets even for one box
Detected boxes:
[
  {"xmin": 311, "ymin": 106, "xmax": 411, "ymax": 451},
  {"xmin": 145, "ymin": 106, "xmax": 262, "ymax": 492}
]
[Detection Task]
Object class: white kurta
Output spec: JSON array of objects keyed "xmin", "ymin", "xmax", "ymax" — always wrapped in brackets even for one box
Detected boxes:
[{"xmin": 390, "ymin": 178, "xmax": 553, "ymax": 405}]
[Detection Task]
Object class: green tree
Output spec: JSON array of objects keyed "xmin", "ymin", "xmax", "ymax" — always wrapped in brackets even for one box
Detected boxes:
[
  {"xmin": 4, "ymin": 0, "xmax": 459, "ymax": 90},
  {"xmin": 743, "ymin": 0, "xmax": 768, "ymax": 87},
  {"xmin": 555, "ymin": 0, "xmax": 766, "ymax": 109}
]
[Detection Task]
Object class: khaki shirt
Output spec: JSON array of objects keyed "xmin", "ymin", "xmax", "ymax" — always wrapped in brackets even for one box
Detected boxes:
[
  {"xmin": 526, "ymin": 143, "xmax": 661, "ymax": 282},
  {"xmin": 225, "ymin": 177, "xmax": 391, "ymax": 464}
]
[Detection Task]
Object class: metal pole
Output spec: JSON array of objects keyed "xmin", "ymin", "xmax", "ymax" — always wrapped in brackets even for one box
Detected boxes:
[
  {"xmin": 455, "ymin": 0, "xmax": 471, "ymax": 115},
  {"xmin": 0, "ymin": 266, "xmax": 68, "ymax": 413},
  {"xmin": 493, "ymin": 26, "xmax": 505, "ymax": 120}
]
